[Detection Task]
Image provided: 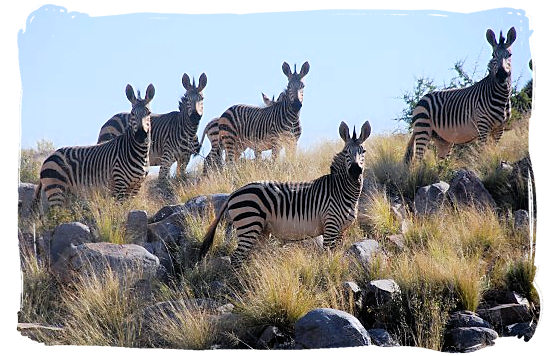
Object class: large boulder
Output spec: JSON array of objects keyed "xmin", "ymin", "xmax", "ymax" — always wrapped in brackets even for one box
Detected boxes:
[
  {"xmin": 443, "ymin": 327, "xmax": 498, "ymax": 352},
  {"xmin": 477, "ymin": 303, "xmax": 533, "ymax": 331},
  {"xmin": 447, "ymin": 170, "xmax": 496, "ymax": 208},
  {"xmin": 294, "ymin": 308, "xmax": 371, "ymax": 348},
  {"xmin": 49, "ymin": 222, "xmax": 94, "ymax": 266},
  {"xmin": 52, "ymin": 242, "xmax": 159, "ymax": 283},
  {"xmin": 125, "ymin": 210, "xmax": 148, "ymax": 244},
  {"xmin": 367, "ymin": 328, "xmax": 399, "ymax": 347},
  {"xmin": 413, "ymin": 181, "xmax": 450, "ymax": 215}
]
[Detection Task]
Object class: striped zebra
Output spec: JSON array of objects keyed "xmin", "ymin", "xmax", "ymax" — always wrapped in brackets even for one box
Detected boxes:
[
  {"xmin": 200, "ymin": 92, "xmax": 279, "ymax": 172},
  {"xmin": 97, "ymin": 73, "xmax": 207, "ymax": 181},
  {"xmin": 34, "ymin": 84, "xmax": 155, "ymax": 207},
  {"xmin": 404, "ymin": 27, "xmax": 516, "ymax": 164},
  {"xmin": 199, "ymin": 120, "xmax": 372, "ymax": 268},
  {"xmin": 209, "ymin": 61, "xmax": 309, "ymax": 167}
]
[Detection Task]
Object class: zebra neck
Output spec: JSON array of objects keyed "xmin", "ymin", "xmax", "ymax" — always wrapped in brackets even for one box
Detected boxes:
[
  {"xmin": 329, "ymin": 154, "xmax": 363, "ymax": 192},
  {"xmin": 484, "ymin": 72, "xmax": 512, "ymax": 96},
  {"xmin": 178, "ymin": 110, "xmax": 201, "ymax": 136}
]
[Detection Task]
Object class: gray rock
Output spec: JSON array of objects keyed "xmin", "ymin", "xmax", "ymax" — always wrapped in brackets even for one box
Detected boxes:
[
  {"xmin": 414, "ymin": 181, "xmax": 450, "ymax": 215},
  {"xmin": 364, "ymin": 279, "xmax": 401, "ymax": 307},
  {"xmin": 342, "ymin": 281, "xmax": 363, "ymax": 310},
  {"xmin": 125, "ymin": 210, "xmax": 148, "ymax": 244},
  {"xmin": 142, "ymin": 241, "xmax": 174, "ymax": 280},
  {"xmin": 18, "ymin": 182, "xmax": 46, "ymax": 219},
  {"xmin": 147, "ymin": 212, "xmax": 185, "ymax": 245},
  {"xmin": 444, "ymin": 327, "xmax": 498, "ymax": 352},
  {"xmin": 386, "ymin": 234, "xmax": 405, "ymax": 251},
  {"xmin": 503, "ymin": 322, "xmax": 536, "ymax": 341},
  {"xmin": 448, "ymin": 170, "xmax": 496, "ymax": 208},
  {"xmin": 347, "ymin": 239, "xmax": 380, "ymax": 269},
  {"xmin": 294, "ymin": 308, "xmax": 371, "ymax": 348},
  {"xmin": 447, "ymin": 310, "xmax": 493, "ymax": 329},
  {"xmin": 50, "ymin": 222, "xmax": 94, "ymax": 266},
  {"xmin": 148, "ymin": 204, "xmax": 185, "ymax": 224},
  {"xmin": 368, "ymin": 328, "xmax": 399, "ymax": 346},
  {"xmin": 52, "ymin": 242, "xmax": 159, "ymax": 282},
  {"xmin": 477, "ymin": 303, "xmax": 533, "ymax": 331},
  {"xmin": 391, "ymin": 203, "xmax": 407, "ymax": 222},
  {"xmin": 184, "ymin": 194, "xmax": 230, "ymax": 217},
  {"xmin": 258, "ymin": 326, "xmax": 293, "ymax": 349}
]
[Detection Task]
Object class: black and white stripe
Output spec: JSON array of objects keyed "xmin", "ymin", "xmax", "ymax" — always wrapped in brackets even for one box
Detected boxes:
[
  {"xmin": 200, "ymin": 93, "xmax": 278, "ymax": 172},
  {"xmin": 35, "ymin": 84, "xmax": 154, "ymax": 207},
  {"xmin": 207, "ymin": 62, "xmax": 309, "ymax": 167},
  {"xmin": 404, "ymin": 27, "xmax": 516, "ymax": 163},
  {"xmin": 97, "ymin": 73, "xmax": 207, "ymax": 181},
  {"xmin": 199, "ymin": 120, "xmax": 371, "ymax": 268}
]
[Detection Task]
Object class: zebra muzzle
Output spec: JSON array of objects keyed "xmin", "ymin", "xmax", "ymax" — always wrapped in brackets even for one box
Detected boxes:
[{"xmin": 348, "ymin": 162, "xmax": 362, "ymax": 179}]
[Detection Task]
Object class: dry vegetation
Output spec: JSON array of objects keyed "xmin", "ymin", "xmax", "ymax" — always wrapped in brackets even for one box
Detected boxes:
[{"xmin": 18, "ymin": 116, "xmax": 536, "ymax": 350}]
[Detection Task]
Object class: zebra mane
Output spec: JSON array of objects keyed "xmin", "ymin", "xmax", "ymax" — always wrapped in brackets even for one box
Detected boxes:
[{"xmin": 329, "ymin": 150, "xmax": 347, "ymax": 175}]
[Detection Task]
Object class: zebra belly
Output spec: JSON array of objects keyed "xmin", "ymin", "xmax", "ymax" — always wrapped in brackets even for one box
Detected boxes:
[
  {"xmin": 267, "ymin": 216, "xmax": 323, "ymax": 241},
  {"xmin": 434, "ymin": 121, "xmax": 478, "ymax": 144}
]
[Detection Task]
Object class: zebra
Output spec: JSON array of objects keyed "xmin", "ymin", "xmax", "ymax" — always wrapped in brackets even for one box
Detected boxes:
[
  {"xmin": 34, "ymin": 84, "xmax": 155, "ymax": 208},
  {"xmin": 404, "ymin": 27, "xmax": 516, "ymax": 164},
  {"xmin": 97, "ymin": 73, "xmax": 207, "ymax": 181},
  {"xmin": 209, "ymin": 61, "xmax": 309, "ymax": 167},
  {"xmin": 199, "ymin": 120, "xmax": 372, "ymax": 268},
  {"xmin": 200, "ymin": 92, "xmax": 279, "ymax": 172}
]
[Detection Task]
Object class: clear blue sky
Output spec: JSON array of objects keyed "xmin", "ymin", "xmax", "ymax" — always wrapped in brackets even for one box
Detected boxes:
[{"xmin": 18, "ymin": 6, "xmax": 532, "ymax": 160}]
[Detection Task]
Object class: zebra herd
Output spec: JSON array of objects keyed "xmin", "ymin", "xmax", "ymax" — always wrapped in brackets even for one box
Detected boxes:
[{"xmin": 33, "ymin": 27, "xmax": 519, "ymax": 266}]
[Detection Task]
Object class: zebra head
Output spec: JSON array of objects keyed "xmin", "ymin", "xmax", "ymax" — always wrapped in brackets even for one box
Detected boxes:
[
  {"xmin": 282, "ymin": 61, "xmax": 310, "ymax": 111},
  {"xmin": 335, "ymin": 121, "xmax": 372, "ymax": 180},
  {"xmin": 486, "ymin": 27, "xmax": 516, "ymax": 83},
  {"xmin": 180, "ymin": 72, "xmax": 207, "ymax": 123},
  {"xmin": 126, "ymin": 84, "xmax": 154, "ymax": 140}
]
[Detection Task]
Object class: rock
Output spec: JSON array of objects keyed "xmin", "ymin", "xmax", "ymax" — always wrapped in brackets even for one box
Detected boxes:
[
  {"xmin": 363, "ymin": 279, "xmax": 401, "ymax": 307},
  {"xmin": 147, "ymin": 212, "xmax": 185, "ymax": 245},
  {"xmin": 503, "ymin": 322, "xmax": 536, "ymax": 341},
  {"xmin": 390, "ymin": 203, "xmax": 407, "ymax": 222},
  {"xmin": 184, "ymin": 194, "xmax": 230, "ymax": 217},
  {"xmin": 448, "ymin": 170, "xmax": 496, "ymax": 208},
  {"xmin": 347, "ymin": 239, "xmax": 380, "ymax": 269},
  {"xmin": 258, "ymin": 326, "xmax": 293, "ymax": 349},
  {"xmin": 52, "ymin": 242, "xmax": 159, "ymax": 283},
  {"xmin": 142, "ymin": 240, "xmax": 175, "ymax": 280},
  {"xmin": 368, "ymin": 328, "xmax": 399, "ymax": 346},
  {"xmin": 481, "ymin": 290, "xmax": 531, "ymax": 309},
  {"xmin": 50, "ymin": 222, "xmax": 94, "ymax": 266},
  {"xmin": 18, "ymin": 183, "xmax": 47, "ymax": 219},
  {"xmin": 17, "ymin": 322, "xmax": 64, "ymax": 342},
  {"xmin": 477, "ymin": 304, "xmax": 533, "ymax": 331},
  {"xmin": 125, "ymin": 210, "xmax": 148, "ymax": 244},
  {"xmin": 443, "ymin": 327, "xmax": 498, "ymax": 352},
  {"xmin": 342, "ymin": 281, "xmax": 363, "ymax": 310},
  {"xmin": 514, "ymin": 210, "xmax": 529, "ymax": 230},
  {"xmin": 447, "ymin": 310, "xmax": 493, "ymax": 329},
  {"xmin": 386, "ymin": 234, "xmax": 405, "ymax": 251},
  {"xmin": 414, "ymin": 181, "xmax": 450, "ymax": 215},
  {"xmin": 148, "ymin": 204, "xmax": 185, "ymax": 224},
  {"xmin": 294, "ymin": 308, "xmax": 371, "ymax": 348}
]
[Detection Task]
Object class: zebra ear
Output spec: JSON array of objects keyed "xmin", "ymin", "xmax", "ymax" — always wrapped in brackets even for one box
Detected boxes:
[
  {"xmin": 197, "ymin": 73, "xmax": 207, "ymax": 92},
  {"xmin": 262, "ymin": 92, "xmax": 272, "ymax": 106},
  {"xmin": 182, "ymin": 73, "xmax": 192, "ymax": 91},
  {"xmin": 126, "ymin": 84, "xmax": 137, "ymax": 105},
  {"xmin": 486, "ymin": 29, "xmax": 497, "ymax": 48},
  {"xmin": 339, "ymin": 121, "xmax": 351, "ymax": 143},
  {"xmin": 144, "ymin": 84, "xmax": 155, "ymax": 104},
  {"xmin": 282, "ymin": 62, "xmax": 292, "ymax": 78},
  {"xmin": 299, "ymin": 61, "xmax": 310, "ymax": 79},
  {"xmin": 505, "ymin": 27, "xmax": 517, "ymax": 48},
  {"xmin": 357, "ymin": 121, "xmax": 371, "ymax": 144}
]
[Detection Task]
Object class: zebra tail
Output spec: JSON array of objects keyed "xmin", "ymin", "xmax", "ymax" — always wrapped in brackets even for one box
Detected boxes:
[
  {"xmin": 198, "ymin": 199, "xmax": 229, "ymax": 261},
  {"xmin": 404, "ymin": 131, "xmax": 416, "ymax": 165},
  {"xmin": 30, "ymin": 181, "xmax": 43, "ymax": 215}
]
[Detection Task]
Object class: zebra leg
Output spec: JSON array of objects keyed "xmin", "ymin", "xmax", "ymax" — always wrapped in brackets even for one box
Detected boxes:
[
  {"xmin": 176, "ymin": 153, "xmax": 191, "ymax": 181},
  {"xmin": 322, "ymin": 220, "xmax": 341, "ymax": 249},
  {"xmin": 158, "ymin": 153, "xmax": 175, "ymax": 182},
  {"xmin": 271, "ymin": 145, "xmax": 280, "ymax": 160},
  {"xmin": 432, "ymin": 135, "xmax": 454, "ymax": 159},
  {"xmin": 231, "ymin": 219, "xmax": 266, "ymax": 269},
  {"xmin": 491, "ymin": 127, "xmax": 504, "ymax": 144}
]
